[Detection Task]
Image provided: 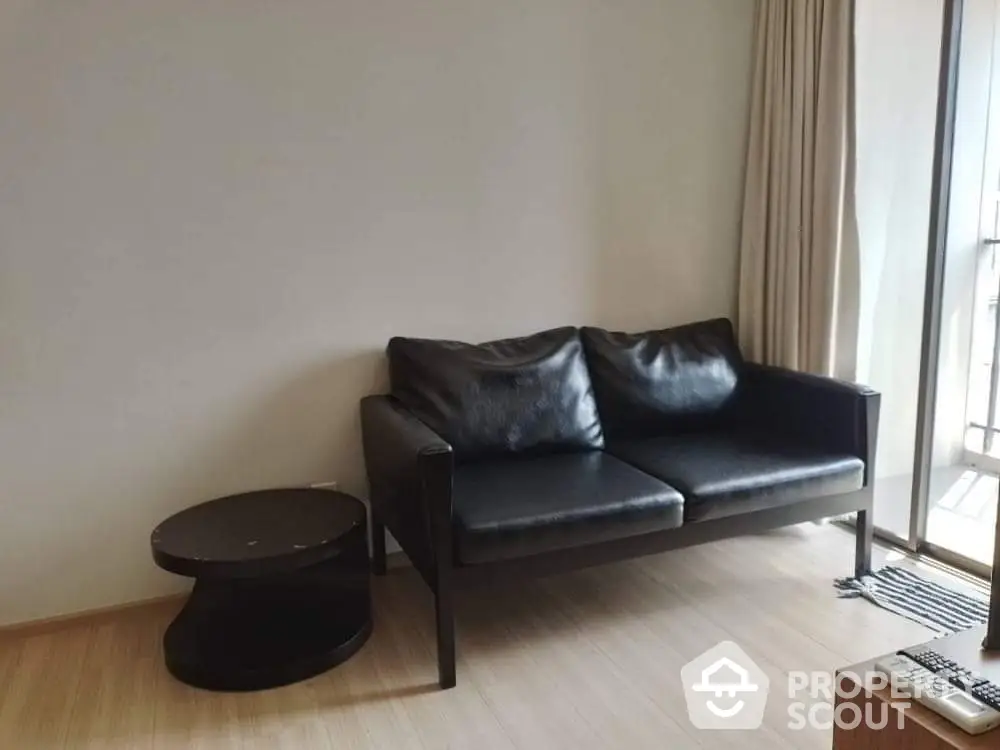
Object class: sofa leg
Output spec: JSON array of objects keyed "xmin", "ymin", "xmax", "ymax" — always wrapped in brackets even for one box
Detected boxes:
[
  {"xmin": 371, "ymin": 512, "xmax": 387, "ymax": 576},
  {"xmin": 435, "ymin": 584, "xmax": 456, "ymax": 689},
  {"xmin": 855, "ymin": 508, "xmax": 874, "ymax": 578}
]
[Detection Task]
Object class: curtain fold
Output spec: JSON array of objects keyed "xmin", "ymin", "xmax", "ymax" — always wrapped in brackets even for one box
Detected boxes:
[{"xmin": 738, "ymin": 0, "xmax": 860, "ymax": 378}]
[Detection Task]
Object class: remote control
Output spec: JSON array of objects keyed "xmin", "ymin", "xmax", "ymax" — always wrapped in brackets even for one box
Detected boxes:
[{"xmin": 874, "ymin": 653, "xmax": 1000, "ymax": 736}]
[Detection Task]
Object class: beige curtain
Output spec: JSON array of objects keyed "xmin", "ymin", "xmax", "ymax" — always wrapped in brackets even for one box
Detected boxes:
[{"xmin": 738, "ymin": 0, "xmax": 860, "ymax": 378}]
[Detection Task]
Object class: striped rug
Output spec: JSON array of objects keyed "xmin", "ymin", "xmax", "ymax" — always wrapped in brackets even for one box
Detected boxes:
[{"xmin": 835, "ymin": 565, "xmax": 990, "ymax": 635}]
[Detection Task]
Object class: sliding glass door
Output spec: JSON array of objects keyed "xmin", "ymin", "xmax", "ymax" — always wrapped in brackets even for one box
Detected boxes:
[
  {"xmin": 924, "ymin": 2, "xmax": 1000, "ymax": 571},
  {"xmin": 858, "ymin": 0, "xmax": 999, "ymax": 576}
]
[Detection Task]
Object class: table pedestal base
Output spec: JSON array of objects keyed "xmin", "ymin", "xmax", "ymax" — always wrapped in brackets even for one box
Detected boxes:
[{"xmin": 163, "ymin": 532, "xmax": 371, "ymax": 692}]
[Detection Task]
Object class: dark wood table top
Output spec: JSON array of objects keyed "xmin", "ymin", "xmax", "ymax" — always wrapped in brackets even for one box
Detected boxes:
[{"xmin": 151, "ymin": 489, "xmax": 365, "ymax": 579}]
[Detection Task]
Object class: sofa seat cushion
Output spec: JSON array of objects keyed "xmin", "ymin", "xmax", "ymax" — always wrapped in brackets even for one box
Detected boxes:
[
  {"xmin": 453, "ymin": 452, "xmax": 684, "ymax": 565},
  {"xmin": 608, "ymin": 432, "xmax": 864, "ymax": 523}
]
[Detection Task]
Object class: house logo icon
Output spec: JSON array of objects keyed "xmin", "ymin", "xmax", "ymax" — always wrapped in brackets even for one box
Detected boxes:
[{"xmin": 681, "ymin": 641, "xmax": 770, "ymax": 730}]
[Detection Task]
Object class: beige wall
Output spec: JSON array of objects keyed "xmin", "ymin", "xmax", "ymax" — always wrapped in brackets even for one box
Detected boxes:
[{"xmin": 0, "ymin": 0, "xmax": 753, "ymax": 625}]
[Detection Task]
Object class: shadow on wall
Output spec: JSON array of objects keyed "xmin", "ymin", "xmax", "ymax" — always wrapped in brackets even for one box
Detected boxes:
[
  {"xmin": 1, "ymin": 350, "xmax": 388, "ymax": 626},
  {"xmin": 583, "ymin": 0, "xmax": 751, "ymax": 333},
  {"xmin": 165, "ymin": 350, "xmax": 388, "ymax": 502},
  {"xmin": 0, "ymin": 0, "xmax": 756, "ymax": 627}
]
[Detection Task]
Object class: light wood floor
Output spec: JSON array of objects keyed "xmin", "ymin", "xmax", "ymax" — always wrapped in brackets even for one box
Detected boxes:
[{"xmin": 0, "ymin": 524, "xmax": 977, "ymax": 750}]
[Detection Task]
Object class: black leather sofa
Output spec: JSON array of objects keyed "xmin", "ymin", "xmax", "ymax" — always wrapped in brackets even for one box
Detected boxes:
[{"xmin": 360, "ymin": 318, "xmax": 879, "ymax": 689}]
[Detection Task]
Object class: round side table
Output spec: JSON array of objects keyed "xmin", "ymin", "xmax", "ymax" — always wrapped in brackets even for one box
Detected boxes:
[{"xmin": 150, "ymin": 489, "xmax": 372, "ymax": 692}]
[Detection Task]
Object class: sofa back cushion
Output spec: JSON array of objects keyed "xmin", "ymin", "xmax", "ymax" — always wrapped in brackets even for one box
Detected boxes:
[
  {"xmin": 581, "ymin": 318, "xmax": 743, "ymax": 439},
  {"xmin": 388, "ymin": 327, "xmax": 605, "ymax": 459}
]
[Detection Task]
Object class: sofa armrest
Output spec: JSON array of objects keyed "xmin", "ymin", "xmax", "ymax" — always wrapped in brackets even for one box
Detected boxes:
[
  {"xmin": 360, "ymin": 395, "xmax": 455, "ymax": 580},
  {"xmin": 737, "ymin": 363, "xmax": 881, "ymax": 485}
]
